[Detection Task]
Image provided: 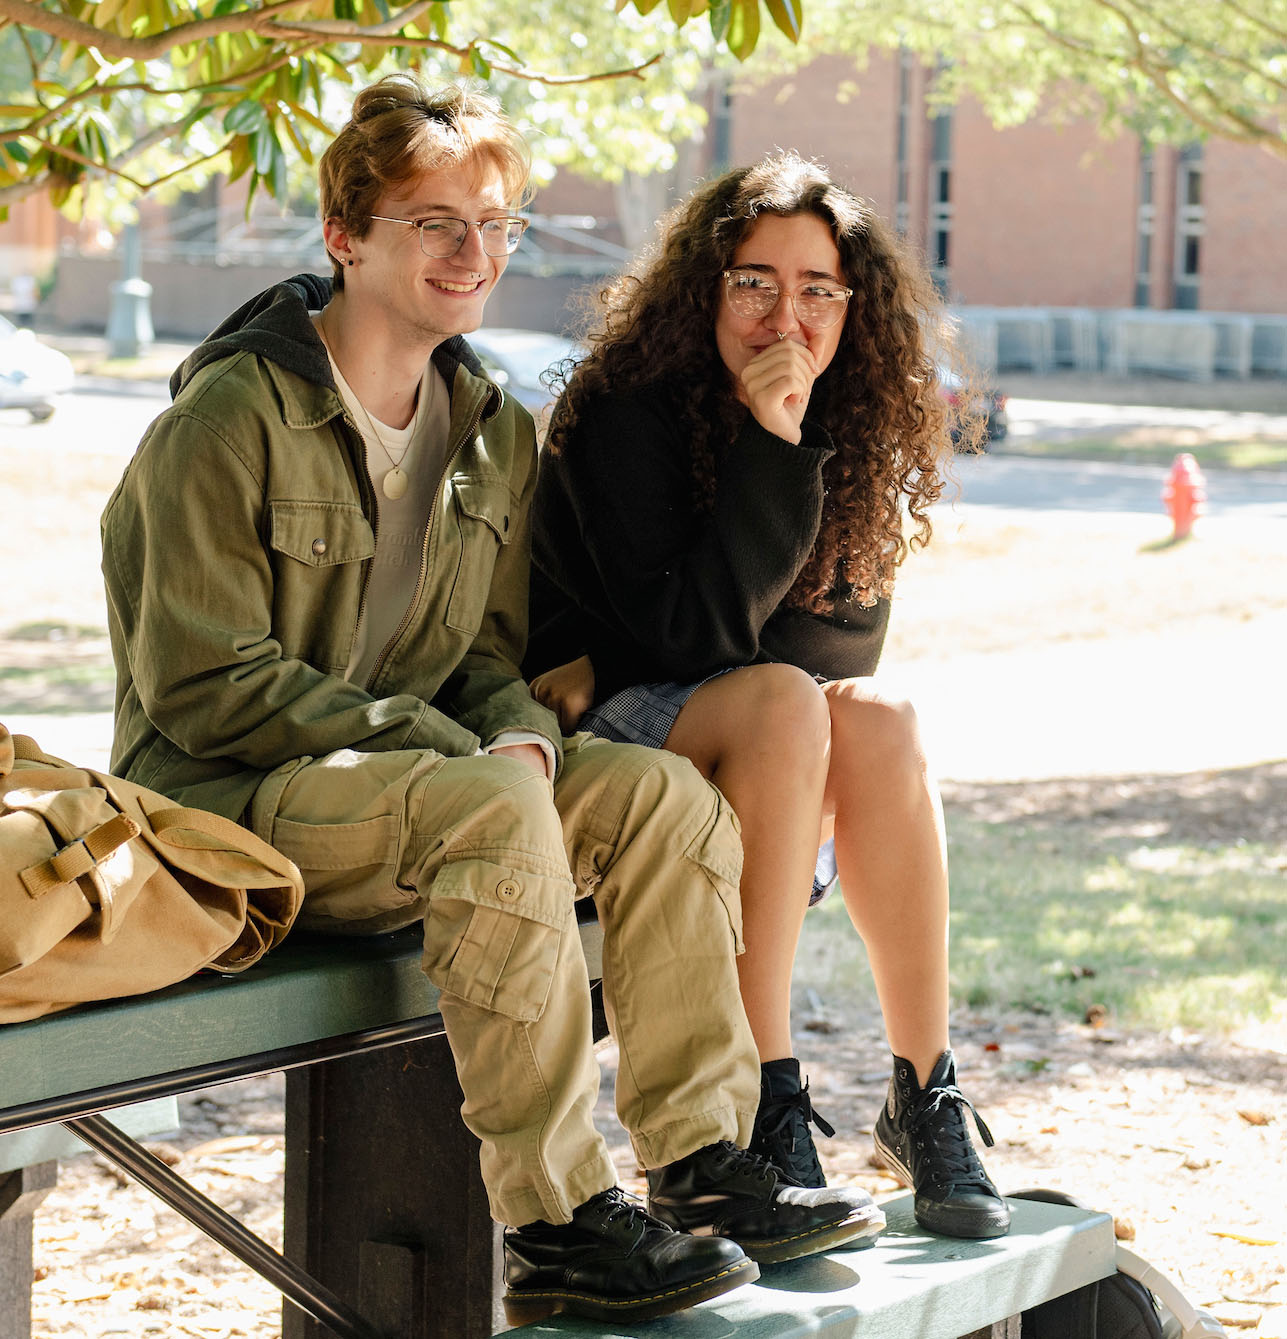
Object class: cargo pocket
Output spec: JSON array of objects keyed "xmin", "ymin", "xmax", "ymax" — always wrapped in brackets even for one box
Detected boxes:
[
  {"xmin": 684, "ymin": 791, "xmax": 746, "ymax": 954},
  {"xmin": 422, "ymin": 857, "xmax": 573, "ymax": 1022}
]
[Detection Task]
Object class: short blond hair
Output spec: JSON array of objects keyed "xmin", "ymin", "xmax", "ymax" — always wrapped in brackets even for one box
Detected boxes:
[{"xmin": 319, "ymin": 75, "xmax": 531, "ymax": 288}]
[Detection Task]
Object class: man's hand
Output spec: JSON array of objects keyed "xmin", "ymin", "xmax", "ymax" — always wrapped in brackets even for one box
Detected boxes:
[
  {"xmin": 490, "ymin": 742, "xmax": 549, "ymax": 777},
  {"xmin": 739, "ymin": 337, "xmax": 821, "ymax": 444}
]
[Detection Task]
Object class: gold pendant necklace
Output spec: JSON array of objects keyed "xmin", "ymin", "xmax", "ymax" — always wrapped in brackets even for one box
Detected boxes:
[{"xmin": 380, "ymin": 459, "xmax": 410, "ymax": 501}]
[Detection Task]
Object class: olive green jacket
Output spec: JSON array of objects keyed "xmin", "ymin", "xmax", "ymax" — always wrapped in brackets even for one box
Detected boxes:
[{"xmin": 102, "ymin": 274, "xmax": 561, "ymax": 821}]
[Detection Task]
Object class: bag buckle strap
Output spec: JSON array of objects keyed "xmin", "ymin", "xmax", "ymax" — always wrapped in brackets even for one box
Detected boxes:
[{"xmin": 19, "ymin": 812, "xmax": 143, "ymax": 899}]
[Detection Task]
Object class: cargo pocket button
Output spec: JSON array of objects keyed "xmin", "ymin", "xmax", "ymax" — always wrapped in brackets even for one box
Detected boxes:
[
  {"xmin": 311, "ymin": 538, "xmax": 327, "ymax": 557},
  {"xmin": 497, "ymin": 878, "xmax": 521, "ymax": 900}
]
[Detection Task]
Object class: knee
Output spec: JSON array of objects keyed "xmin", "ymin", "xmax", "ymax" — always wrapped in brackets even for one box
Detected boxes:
[
  {"xmin": 441, "ymin": 754, "xmax": 564, "ymax": 853},
  {"xmin": 828, "ymin": 681, "xmax": 927, "ymax": 781},
  {"xmin": 731, "ymin": 663, "xmax": 831, "ymax": 763}
]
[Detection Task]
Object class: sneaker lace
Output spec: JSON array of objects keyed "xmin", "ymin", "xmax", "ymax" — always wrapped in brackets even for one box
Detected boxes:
[
  {"xmin": 906, "ymin": 1084, "xmax": 996, "ymax": 1189},
  {"xmin": 756, "ymin": 1083, "xmax": 835, "ymax": 1184},
  {"xmin": 760, "ymin": 1082, "xmax": 836, "ymax": 1143}
]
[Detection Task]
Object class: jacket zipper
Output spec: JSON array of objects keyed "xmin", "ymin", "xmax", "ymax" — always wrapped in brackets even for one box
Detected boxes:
[
  {"xmin": 340, "ymin": 407, "xmax": 380, "ymax": 677},
  {"xmin": 363, "ymin": 394, "xmax": 490, "ymax": 692}
]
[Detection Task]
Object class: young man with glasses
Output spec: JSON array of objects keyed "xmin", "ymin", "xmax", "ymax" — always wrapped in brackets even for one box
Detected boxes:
[{"xmin": 101, "ymin": 79, "xmax": 883, "ymax": 1326}]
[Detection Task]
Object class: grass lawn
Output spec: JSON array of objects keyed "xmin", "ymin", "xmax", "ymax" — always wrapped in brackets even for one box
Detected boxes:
[
  {"xmin": 799, "ymin": 821, "xmax": 1285, "ymax": 1037},
  {"xmin": 992, "ymin": 434, "xmax": 1287, "ymax": 472}
]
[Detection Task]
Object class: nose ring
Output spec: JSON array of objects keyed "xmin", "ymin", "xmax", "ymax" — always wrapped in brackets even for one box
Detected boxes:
[{"xmin": 776, "ymin": 330, "xmax": 787, "ymax": 341}]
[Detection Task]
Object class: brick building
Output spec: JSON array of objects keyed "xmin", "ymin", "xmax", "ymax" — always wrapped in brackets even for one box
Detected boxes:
[{"xmin": 541, "ymin": 49, "xmax": 1287, "ymax": 319}]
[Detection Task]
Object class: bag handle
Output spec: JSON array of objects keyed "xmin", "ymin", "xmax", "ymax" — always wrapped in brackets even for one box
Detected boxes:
[
  {"xmin": 19, "ymin": 812, "xmax": 143, "ymax": 899},
  {"xmin": 9, "ymin": 732, "xmax": 72, "ymax": 767},
  {"xmin": 143, "ymin": 804, "xmax": 300, "ymax": 879}
]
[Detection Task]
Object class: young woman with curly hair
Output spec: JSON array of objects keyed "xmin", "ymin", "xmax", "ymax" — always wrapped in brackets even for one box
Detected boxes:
[{"xmin": 524, "ymin": 152, "xmax": 1009, "ymax": 1241}]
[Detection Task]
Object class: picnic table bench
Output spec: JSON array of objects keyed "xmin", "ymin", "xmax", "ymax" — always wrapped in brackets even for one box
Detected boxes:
[{"xmin": 0, "ymin": 918, "xmax": 1117, "ymax": 1339}]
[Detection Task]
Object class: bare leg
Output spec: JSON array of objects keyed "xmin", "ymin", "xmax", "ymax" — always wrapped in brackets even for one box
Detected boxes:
[
  {"xmin": 664, "ymin": 664, "xmax": 830, "ymax": 1061},
  {"xmin": 821, "ymin": 678, "xmax": 950, "ymax": 1087}
]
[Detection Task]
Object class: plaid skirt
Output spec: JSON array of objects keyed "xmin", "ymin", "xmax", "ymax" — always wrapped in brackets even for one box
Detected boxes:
[{"xmin": 581, "ymin": 677, "xmax": 838, "ymax": 907}]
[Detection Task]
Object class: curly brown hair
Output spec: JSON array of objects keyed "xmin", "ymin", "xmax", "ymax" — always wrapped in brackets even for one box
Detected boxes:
[{"xmin": 545, "ymin": 152, "xmax": 978, "ymax": 612}]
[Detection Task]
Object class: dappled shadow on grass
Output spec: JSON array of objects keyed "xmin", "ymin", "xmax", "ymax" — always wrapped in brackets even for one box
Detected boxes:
[
  {"xmin": 941, "ymin": 760, "xmax": 1287, "ymax": 849},
  {"xmin": 934, "ymin": 763, "xmax": 1287, "ymax": 1031}
]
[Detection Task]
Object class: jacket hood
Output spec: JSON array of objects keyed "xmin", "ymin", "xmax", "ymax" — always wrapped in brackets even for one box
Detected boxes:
[{"xmin": 170, "ymin": 271, "xmax": 492, "ymax": 401}]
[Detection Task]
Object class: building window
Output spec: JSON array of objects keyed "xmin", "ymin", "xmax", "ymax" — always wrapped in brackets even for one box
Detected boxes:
[
  {"xmin": 928, "ymin": 106, "xmax": 952, "ymax": 295},
  {"xmin": 1174, "ymin": 144, "xmax": 1203, "ymax": 310},
  {"xmin": 894, "ymin": 51, "xmax": 913, "ymax": 236},
  {"xmin": 1134, "ymin": 149, "xmax": 1154, "ymax": 307}
]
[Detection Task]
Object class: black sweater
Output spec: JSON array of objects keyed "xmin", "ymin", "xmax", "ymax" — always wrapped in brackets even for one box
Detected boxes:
[{"xmin": 527, "ymin": 386, "xmax": 891, "ymax": 704}]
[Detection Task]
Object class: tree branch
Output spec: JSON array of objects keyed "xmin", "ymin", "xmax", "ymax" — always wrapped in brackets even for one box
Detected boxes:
[
  {"xmin": 1007, "ymin": 0, "xmax": 1287, "ymax": 157},
  {"xmin": 1122, "ymin": 0, "xmax": 1287, "ymax": 98},
  {"xmin": 257, "ymin": 19, "xmax": 661, "ymax": 83},
  {"xmin": 1220, "ymin": 0, "xmax": 1287, "ymax": 47},
  {"xmin": 0, "ymin": 0, "xmax": 326, "ymax": 61}
]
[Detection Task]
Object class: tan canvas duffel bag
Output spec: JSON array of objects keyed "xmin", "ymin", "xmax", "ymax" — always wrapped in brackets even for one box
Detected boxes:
[{"xmin": 1, "ymin": 722, "xmax": 304, "ymax": 1023}]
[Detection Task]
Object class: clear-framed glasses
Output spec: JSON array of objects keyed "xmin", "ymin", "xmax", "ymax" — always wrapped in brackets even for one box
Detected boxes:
[
  {"xmin": 369, "ymin": 214, "xmax": 529, "ymax": 258},
  {"xmin": 722, "ymin": 268, "xmax": 853, "ymax": 330}
]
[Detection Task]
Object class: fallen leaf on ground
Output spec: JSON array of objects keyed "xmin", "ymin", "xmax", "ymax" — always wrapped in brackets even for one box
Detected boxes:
[{"xmin": 1210, "ymin": 1231, "xmax": 1280, "ymax": 1246}]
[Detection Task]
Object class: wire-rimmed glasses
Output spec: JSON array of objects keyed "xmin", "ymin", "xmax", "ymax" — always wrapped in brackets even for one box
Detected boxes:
[
  {"xmin": 722, "ymin": 268, "xmax": 852, "ymax": 329},
  {"xmin": 369, "ymin": 214, "xmax": 529, "ymax": 259}
]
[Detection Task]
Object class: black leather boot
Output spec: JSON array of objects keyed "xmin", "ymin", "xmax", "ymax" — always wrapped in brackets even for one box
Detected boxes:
[
  {"xmin": 647, "ymin": 1140, "xmax": 885, "ymax": 1264},
  {"xmin": 873, "ymin": 1049, "xmax": 1011, "ymax": 1239},
  {"xmin": 502, "ymin": 1187, "xmax": 756, "ymax": 1325},
  {"xmin": 749, "ymin": 1057, "xmax": 834, "ymax": 1187}
]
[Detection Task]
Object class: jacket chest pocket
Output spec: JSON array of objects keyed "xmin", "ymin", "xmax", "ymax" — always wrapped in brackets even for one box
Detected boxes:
[
  {"xmin": 445, "ymin": 479, "xmax": 515, "ymax": 635},
  {"xmin": 268, "ymin": 501, "xmax": 375, "ymax": 671}
]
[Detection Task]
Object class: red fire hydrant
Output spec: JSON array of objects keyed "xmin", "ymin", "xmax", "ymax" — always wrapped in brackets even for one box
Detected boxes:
[{"xmin": 1162, "ymin": 452, "xmax": 1206, "ymax": 540}]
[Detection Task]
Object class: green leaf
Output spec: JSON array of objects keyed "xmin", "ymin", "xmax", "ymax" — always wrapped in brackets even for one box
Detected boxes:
[
  {"xmin": 223, "ymin": 100, "xmax": 270, "ymax": 136},
  {"xmin": 726, "ymin": 0, "xmax": 760, "ymax": 59},
  {"xmin": 265, "ymin": 137, "xmax": 288, "ymax": 198},
  {"xmin": 478, "ymin": 39, "xmax": 524, "ymax": 64},
  {"xmin": 707, "ymin": 0, "xmax": 730, "ymax": 42},
  {"xmin": 0, "ymin": 140, "xmax": 31, "ymax": 165},
  {"xmin": 290, "ymin": 103, "xmax": 332, "ymax": 135},
  {"xmin": 226, "ymin": 135, "xmax": 251, "ymax": 184},
  {"xmin": 765, "ymin": 0, "xmax": 802, "ymax": 43},
  {"xmin": 467, "ymin": 46, "xmax": 491, "ymax": 78},
  {"xmin": 280, "ymin": 112, "xmax": 313, "ymax": 163},
  {"xmin": 668, "ymin": 0, "xmax": 694, "ymax": 24},
  {"xmin": 252, "ymin": 122, "xmax": 280, "ymax": 176}
]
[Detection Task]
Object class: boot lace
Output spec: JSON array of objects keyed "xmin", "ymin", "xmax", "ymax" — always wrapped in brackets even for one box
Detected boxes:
[
  {"xmin": 582, "ymin": 1187, "xmax": 672, "ymax": 1244},
  {"xmin": 754, "ymin": 1083, "xmax": 835, "ymax": 1186},
  {"xmin": 906, "ymin": 1083, "xmax": 996, "ymax": 1192},
  {"xmin": 709, "ymin": 1140, "xmax": 783, "ymax": 1190}
]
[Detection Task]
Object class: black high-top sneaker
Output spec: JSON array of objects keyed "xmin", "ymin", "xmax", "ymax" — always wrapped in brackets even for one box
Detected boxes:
[
  {"xmin": 749, "ymin": 1057, "xmax": 834, "ymax": 1188},
  {"xmin": 502, "ymin": 1187, "xmax": 756, "ymax": 1325},
  {"xmin": 873, "ymin": 1049, "xmax": 1011, "ymax": 1239},
  {"xmin": 647, "ymin": 1141, "xmax": 885, "ymax": 1264}
]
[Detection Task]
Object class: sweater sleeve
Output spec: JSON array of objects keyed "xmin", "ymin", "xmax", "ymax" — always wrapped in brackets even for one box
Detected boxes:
[{"xmin": 555, "ymin": 392, "xmax": 835, "ymax": 682}]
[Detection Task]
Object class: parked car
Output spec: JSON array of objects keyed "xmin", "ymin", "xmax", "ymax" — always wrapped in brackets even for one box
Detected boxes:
[
  {"xmin": 0, "ymin": 316, "xmax": 74, "ymax": 422},
  {"xmin": 938, "ymin": 362, "xmax": 1008, "ymax": 450},
  {"xmin": 468, "ymin": 327, "xmax": 583, "ymax": 420}
]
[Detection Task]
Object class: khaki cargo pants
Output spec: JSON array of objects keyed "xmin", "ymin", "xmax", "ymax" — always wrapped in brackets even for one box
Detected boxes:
[{"xmin": 248, "ymin": 733, "xmax": 758, "ymax": 1227}]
